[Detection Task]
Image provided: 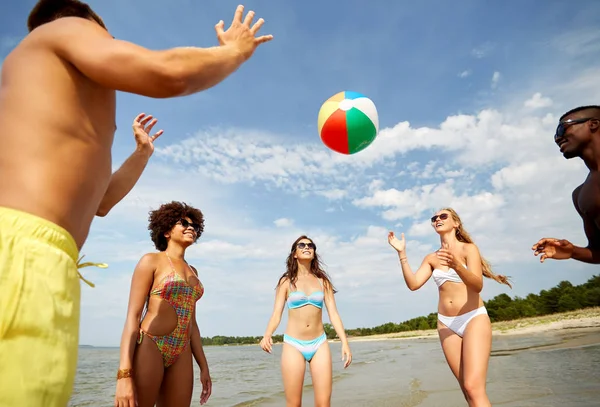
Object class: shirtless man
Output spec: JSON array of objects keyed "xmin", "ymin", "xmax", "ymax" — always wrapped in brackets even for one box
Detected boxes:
[
  {"xmin": 0, "ymin": 0, "xmax": 272, "ymax": 405},
  {"xmin": 532, "ymin": 105, "xmax": 600, "ymax": 264}
]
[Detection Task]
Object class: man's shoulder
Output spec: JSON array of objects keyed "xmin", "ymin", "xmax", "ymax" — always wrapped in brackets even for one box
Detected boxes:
[{"xmin": 25, "ymin": 17, "xmax": 109, "ymax": 47}]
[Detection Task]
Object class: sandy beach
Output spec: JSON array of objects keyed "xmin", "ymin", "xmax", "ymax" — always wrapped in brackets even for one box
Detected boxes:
[{"xmin": 343, "ymin": 307, "xmax": 600, "ymax": 343}]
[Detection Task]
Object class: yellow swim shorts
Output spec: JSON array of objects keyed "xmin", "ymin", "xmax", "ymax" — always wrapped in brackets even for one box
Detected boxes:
[{"xmin": 0, "ymin": 207, "xmax": 81, "ymax": 406}]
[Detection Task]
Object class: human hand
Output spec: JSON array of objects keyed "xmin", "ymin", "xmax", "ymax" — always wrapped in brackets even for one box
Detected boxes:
[
  {"xmin": 341, "ymin": 343, "xmax": 352, "ymax": 369},
  {"xmin": 215, "ymin": 5, "xmax": 273, "ymax": 61},
  {"xmin": 114, "ymin": 377, "xmax": 136, "ymax": 407},
  {"xmin": 388, "ymin": 231, "xmax": 406, "ymax": 253},
  {"xmin": 259, "ymin": 335, "xmax": 273, "ymax": 353},
  {"xmin": 436, "ymin": 243, "xmax": 458, "ymax": 269},
  {"xmin": 532, "ymin": 238, "xmax": 574, "ymax": 262},
  {"xmin": 132, "ymin": 113, "xmax": 163, "ymax": 156},
  {"xmin": 199, "ymin": 369, "xmax": 212, "ymax": 405}
]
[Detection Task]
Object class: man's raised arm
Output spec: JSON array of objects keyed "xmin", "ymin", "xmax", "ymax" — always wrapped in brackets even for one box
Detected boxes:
[{"xmin": 44, "ymin": 5, "xmax": 272, "ymax": 98}]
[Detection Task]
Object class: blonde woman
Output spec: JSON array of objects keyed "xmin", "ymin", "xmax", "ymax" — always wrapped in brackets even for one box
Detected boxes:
[{"xmin": 388, "ymin": 208, "xmax": 511, "ymax": 407}]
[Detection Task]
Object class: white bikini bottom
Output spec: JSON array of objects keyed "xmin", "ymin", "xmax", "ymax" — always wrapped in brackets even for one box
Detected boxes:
[{"xmin": 437, "ymin": 306, "xmax": 488, "ymax": 337}]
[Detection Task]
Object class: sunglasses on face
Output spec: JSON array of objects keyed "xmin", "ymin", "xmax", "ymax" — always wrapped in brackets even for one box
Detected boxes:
[
  {"xmin": 431, "ymin": 213, "xmax": 449, "ymax": 223},
  {"xmin": 297, "ymin": 242, "xmax": 316, "ymax": 250},
  {"xmin": 554, "ymin": 117, "xmax": 596, "ymax": 141},
  {"xmin": 177, "ymin": 218, "xmax": 201, "ymax": 233}
]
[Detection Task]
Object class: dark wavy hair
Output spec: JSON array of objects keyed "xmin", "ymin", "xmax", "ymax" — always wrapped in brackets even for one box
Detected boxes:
[
  {"xmin": 27, "ymin": 0, "xmax": 106, "ymax": 32},
  {"xmin": 277, "ymin": 235, "xmax": 337, "ymax": 293},
  {"xmin": 148, "ymin": 201, "xmax": 205, "ymax": 251}
]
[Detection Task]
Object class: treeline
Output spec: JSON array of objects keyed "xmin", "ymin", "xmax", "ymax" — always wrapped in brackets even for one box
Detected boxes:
[
  {"xmin": 201, "ymin": 275, "xmax": 600, "ymax": 345},
  {"xmin": 201, "ymin": 335, "xmax": 282, "ymax": 346}
]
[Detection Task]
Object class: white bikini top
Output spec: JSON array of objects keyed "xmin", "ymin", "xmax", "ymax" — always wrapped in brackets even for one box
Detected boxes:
[{"xmin": 432, "ymin": 266, "xmax": 465, "ymax": 287}]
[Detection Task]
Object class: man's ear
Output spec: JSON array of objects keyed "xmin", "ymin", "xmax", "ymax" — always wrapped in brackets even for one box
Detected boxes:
[{"xmin": 591, "ymin": 119, "xmax": 600, "ymax": 132}]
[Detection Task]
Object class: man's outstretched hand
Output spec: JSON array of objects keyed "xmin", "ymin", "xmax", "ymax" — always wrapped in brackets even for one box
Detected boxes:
[
  {"xmin": 215, "ymin": 5, "xmax": 273, "ymax": 61},
  {"xmin": 532, "ymin": 238, "xmax": 574, "ymax": 262}
]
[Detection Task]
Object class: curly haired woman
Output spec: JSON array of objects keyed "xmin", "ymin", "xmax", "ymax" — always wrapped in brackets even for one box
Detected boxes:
[
  {"xmin": 260, "ymin": 235, "xmax": 352, "ymax": 407},
  {"xmin": 114, "ymin": 201, "xmax": 211, "ymax": 407},
  {"xmin": 388, "ymin": 207, "xmax": 511, "ymax": 407}
]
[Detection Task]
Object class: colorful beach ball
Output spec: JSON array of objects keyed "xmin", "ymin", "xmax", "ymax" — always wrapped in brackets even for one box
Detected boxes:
[{"xmin": 318, "ymin": 91, "xmax": 379, "ymax": 155}]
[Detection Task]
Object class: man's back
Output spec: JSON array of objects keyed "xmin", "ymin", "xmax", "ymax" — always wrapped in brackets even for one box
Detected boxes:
[{"xmin": 0, "ymin": 20, "xmax": 116, "ymax": 248}]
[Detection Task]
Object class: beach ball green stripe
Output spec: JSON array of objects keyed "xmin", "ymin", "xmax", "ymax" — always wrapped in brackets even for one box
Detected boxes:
[{"xmin": 346, "ymin": 107, "xmax": 377, "ymax": 154}]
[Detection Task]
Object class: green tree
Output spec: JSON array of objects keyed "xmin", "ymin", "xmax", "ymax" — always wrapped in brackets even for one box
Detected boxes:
[{"xmin": 324, "ymin": 323, "xmax": 336, "ymax": 339}]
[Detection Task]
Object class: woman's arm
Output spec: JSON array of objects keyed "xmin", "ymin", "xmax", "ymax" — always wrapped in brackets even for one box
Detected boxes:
[
  {"xmin": 437, "ymin": 244, "xmax": 484, "ymax": 292},
  {"xmin": 456, "ymin": 244, "xmax": 484, "ymax": 292},
  {"xmin": 190, "ymin": 306, "xmax": 212, "ymax": 404},
  {"xmin": 188, "ymin": 265, "xmax": 211, "ymax": 404},
  {"xmin": 397, "ymin": 253, "xmax": 435, "ymax": 291},
  {"xmin": 260, "ymin": 278, "xmax": 289, "ymax": 353},
  {"xmin": 388, "ymin": 231, "xmax": 433, "ymax": 291},
  {"xmin": 188, "ymin": 266, "xmax": 209, "ymax": 372},
  {"xmin": 117, "ymin": 253, "xmax": 156, "ymax": 373},
  {"xmin": 263, "ymin": 278, "xmax": 289, "ymax": 337},
  {"xmin": 323, "ymin": 282, "xmax": 352, "ymax": 368},
  {"xmin": 190, "ymin": 310, "xmax": 209, "ymax": 370}
]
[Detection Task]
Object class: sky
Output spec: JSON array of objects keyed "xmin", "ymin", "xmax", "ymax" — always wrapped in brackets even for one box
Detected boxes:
[{"xmin": 2, "ymin": 0, "xmax": 600, "ymax": 347}]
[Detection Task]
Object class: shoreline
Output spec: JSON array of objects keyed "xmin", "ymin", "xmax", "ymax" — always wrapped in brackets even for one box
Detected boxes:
[
  {"xmin": 342, "ymin": 307, "xmax": 600, "ymax": 343},
  {"xmin": 79, "ymin": 308, "xmax": 600, "ymax": 348}
]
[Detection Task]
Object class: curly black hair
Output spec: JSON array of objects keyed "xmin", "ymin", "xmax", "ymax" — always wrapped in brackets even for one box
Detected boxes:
[{"xmin": 148, "ymin": 201, "xmax": 205, "ymax": 251}]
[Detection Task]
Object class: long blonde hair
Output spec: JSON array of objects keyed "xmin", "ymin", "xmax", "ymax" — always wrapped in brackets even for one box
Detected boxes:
[{"xmin": 441, "ymin": 207, "xmax": 512, "ymax": 288}]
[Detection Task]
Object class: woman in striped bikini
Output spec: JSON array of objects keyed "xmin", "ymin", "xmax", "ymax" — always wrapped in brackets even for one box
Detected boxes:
[
  {"xmin": 388, "ymin": 207, "xmax": 511, "ymax": 407},
  {"xmin": 114, "ymin": 201, "xmax": 211, "ymax": 407},
  {"xmin": 260, "ymin": 235, "xmax": 352, "ymax": 407}
]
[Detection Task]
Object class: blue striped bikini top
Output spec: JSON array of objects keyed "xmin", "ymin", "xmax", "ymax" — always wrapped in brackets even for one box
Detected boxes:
[{"xmin": 287, "ymin": 280, "xmax": 324, "ymax": 309}]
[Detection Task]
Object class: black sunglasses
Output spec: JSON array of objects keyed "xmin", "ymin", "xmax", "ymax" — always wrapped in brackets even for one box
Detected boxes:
[
  {"xmin": 177, "ymin": 218, "xmax": 201, "ymax": 233},
  {"xmin": 555, "ymin": 117, "xmax": 596, "ymax": 141},
  {"xmin": 431, "ymin": 213, "xmax": 449, "ymax": 223},
  {"xmin": 297, "ymin": 242, "xmax": 316, "ymax": 250}
]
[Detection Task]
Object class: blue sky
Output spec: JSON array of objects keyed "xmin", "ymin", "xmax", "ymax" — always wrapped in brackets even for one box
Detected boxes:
[{"xmin": 2, "ymin": 0, "xmax": 600, "ymax": 346}]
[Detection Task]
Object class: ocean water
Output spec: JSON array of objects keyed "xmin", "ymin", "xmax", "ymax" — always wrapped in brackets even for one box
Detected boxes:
[{"xmin": 69, "ymin": 328, "xmax": 600, "ymax": 406}]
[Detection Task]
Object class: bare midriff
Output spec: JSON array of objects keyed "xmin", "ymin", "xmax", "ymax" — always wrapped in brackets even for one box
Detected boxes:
[{"xmin": 438, "ymin": 282, "xmax": 484, "ymax": 316}]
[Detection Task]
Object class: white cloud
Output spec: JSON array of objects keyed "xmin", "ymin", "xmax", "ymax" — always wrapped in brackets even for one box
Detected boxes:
[
  {"xmin": 459, "ymin": 69, "xmax": 472, "ymax": 78},
  {"xmin": 154, "ymin": 107, "xmax": 561, "ymax": 193},
  {"xmin": 525, "ymin": 92, "xmax": 553, "ymax": 109},
  {"xmin": 274, "ymin": 217, "xmax": 294, "ymax": 227},
  {"xmin": 491, "ymin": 71, "xmax": 501, "ymax": 89},
  {"xmin": 316, "ymin": 189, "xmax": 348, "ymax": 200}
]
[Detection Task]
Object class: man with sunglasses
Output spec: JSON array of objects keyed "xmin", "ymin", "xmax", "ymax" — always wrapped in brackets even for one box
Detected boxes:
[{"xmin": 532, "ymin": 105, "xmax": 600, "ymax": 264}]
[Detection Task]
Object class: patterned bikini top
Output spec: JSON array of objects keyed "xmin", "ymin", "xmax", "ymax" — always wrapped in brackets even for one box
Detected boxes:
[{"xmin": 149, "ymin": 252, "xmax": 204, "ymax": 329}]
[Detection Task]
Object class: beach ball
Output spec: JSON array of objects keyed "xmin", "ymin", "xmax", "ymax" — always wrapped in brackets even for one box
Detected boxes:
[{"xmin": 318, "ymin": 91, "xmax": 379, "ymax": 155}]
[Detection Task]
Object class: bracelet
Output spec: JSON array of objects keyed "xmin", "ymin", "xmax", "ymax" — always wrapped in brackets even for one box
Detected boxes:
[
  {"xmin": 400, "ymin": 257, "xmax": 408, "ymax": 262},
  {"xmin": 116, "ymin": 368, "xmax": 133, "ymax": 380}
]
